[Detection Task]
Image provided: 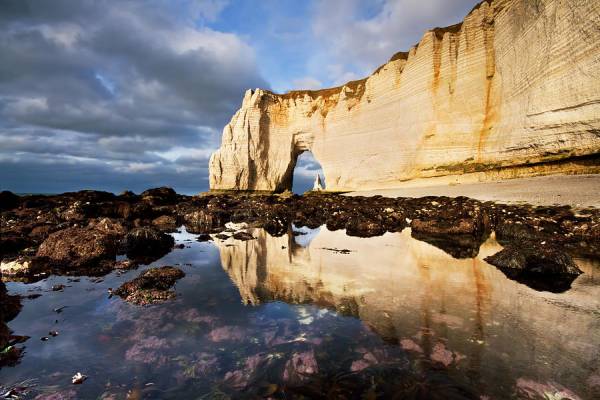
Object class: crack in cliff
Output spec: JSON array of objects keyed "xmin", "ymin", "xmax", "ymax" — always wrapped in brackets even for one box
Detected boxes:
[{"xmin": 477, "ymin": 5, "xmax": 497, "ymax": 163}]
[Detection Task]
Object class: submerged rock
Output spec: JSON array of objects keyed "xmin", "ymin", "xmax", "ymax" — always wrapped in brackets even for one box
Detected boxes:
[
  {"xmin": 282, "ymin": 349, "xmax": 319, "ymax": 385},
  {"xmin": 114, "ymin": 266, "xmax": 185, "ymax": 305},
  {"xmin": 515, "ymin": 378, "xmax": 581, "ymax": 400},
  {"xmin": 485, "ymin": 244, "xmax": 582, "ymax": 292}
]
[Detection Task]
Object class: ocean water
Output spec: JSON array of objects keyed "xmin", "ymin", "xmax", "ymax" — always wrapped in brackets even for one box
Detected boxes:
[{"xmin": 1, "ymin": 226, "xmax": 599, "ymax": 399}]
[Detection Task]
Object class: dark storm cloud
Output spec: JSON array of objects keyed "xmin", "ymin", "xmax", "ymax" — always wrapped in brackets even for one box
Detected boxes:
[{"xmin": 0, "ymin": 0, "xmax": 267, "ymax": 194}]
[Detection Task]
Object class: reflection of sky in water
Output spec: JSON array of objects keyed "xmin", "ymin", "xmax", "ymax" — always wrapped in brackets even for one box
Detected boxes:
[
  {"xmin": 291, "ymin": 224, "xmax": 321, "ymax": 247},
  {"xmin": 1, "ymin": 226, "xmax": 599, "ymax": 399}
]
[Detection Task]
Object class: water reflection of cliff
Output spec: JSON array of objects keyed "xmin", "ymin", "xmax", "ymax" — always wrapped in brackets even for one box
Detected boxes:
[{"xmin": 215, "ymin": 226, "xmax": 600, "ymax": 394}]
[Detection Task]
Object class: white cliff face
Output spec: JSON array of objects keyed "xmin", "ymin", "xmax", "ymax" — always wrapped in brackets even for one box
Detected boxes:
[{"xmin": 209, "ymin": 0, "xmax": 600, "ymax": 192}]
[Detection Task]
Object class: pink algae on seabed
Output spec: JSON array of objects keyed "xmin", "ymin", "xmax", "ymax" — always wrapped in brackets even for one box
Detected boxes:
[
  {"xmin": 430, "ymin": 342, "xmax": 466, "ymax": 367},
  {"xmin": 208, "ymin": 325, "xmax": 245, "ymax": 342},
  {"xmin": 400, "ymin": 338, "xmax": 424, "ymax": 353},
  {"xmin": 283, "ymin": 350, "xmax": 319, "ymax": 383},
  {"xmin": 515, "ymin": 378, "xmax": 581, "ymax": 400}
]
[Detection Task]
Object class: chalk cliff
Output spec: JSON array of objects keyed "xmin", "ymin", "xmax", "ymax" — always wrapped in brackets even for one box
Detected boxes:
[{"xmin": 209, "ymin": 0, "xmax": 600, "ymax": 192}]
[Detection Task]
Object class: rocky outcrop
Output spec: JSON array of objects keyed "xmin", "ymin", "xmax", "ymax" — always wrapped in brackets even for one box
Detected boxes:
[
  {"xmin": 124, "ymin": 227, "xmax": 175, "ymax": 262},
  {"xmin": 209, "ymin": 0, "xmax": 600, "ymax": 192},
  {"xmin": 36, "ymin": 226, "xmax": 119, "ymax": 268}
]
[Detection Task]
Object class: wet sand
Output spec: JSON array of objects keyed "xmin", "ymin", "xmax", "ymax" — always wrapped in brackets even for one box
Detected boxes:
[{"xmin": 346, "ymin": 174, "xmax": 600, "ymax": 208}]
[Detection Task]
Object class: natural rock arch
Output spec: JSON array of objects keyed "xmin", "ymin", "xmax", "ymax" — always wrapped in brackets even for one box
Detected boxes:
[
  {"xmin": 289, "ymin": 150, "xmax": 325, "ymax": 194},
  {"xmin": 209, "ymin": 0, "xmax": 600, "ymax": 193},
  {"xmin": 279, "ymin": 132, "xmax": 325, "ymax": 193}
]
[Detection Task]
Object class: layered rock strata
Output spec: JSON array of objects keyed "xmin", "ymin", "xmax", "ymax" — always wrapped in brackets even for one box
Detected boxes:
[{"xmin": 209, "ymin": 0, "xmax": 600, "ymax": 192}]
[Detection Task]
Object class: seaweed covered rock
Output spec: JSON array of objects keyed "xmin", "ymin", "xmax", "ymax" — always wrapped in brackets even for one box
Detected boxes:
[
  {"xmin": 410, "ymin": 210, "xmax": 490, "ymax": 258},
  {"xmin": 124, "ymin": 227, "xmax": 174, "ymax": 261},
  {"xmin": 114, "ymin": 266, "xmax": 185, "ymax": 305},
  {"xmin": 87, "ymin": 218, "xmax": 127, "ymax": 237},
  {"xmin": 485, "ymin": 244, "xmax": 582, "ymax": 292},
  {"xmin": 140, "ymin": 187, "xmax": 178, "ymax": 205},
  {"xmin": 345, "ymin": 218, "xmax": 386, "ymax": 238},
  {"xmin": 411, "ymin": 216, "xmax": 487, "ymax": 236},
  {"xmin": 36, "ymin": 226, "xmax": 118, "ymax": 269},
  {"xmin": 152, "ymin": 215, "xmax": 178, "ymax": 232},
  {"xmin": 182, "ymin": 209, "xmax": 230, "ymax": 233}
]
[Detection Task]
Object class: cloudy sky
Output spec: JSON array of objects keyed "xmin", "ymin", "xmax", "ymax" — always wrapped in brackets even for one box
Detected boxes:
[{"xmin": 0, "ymin": 0, "xmax": 478, "ymax": 195}]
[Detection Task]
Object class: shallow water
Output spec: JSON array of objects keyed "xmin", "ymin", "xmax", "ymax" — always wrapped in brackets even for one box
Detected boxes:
[{"xmin": 1, "ymin": 226, "xmax": 599, "ymax": 399}]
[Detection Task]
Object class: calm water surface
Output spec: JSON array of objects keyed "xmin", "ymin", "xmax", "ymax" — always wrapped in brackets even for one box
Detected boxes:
[{"xmin": 1, "ymin": 226, "xmax": 599, "ymax": 399}]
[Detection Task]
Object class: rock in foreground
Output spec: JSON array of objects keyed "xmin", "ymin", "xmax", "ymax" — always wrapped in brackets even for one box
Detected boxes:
[
  {"xmin": 36, "ymin": 226, "xmax": 118, "ymax": 269},
  {"xmin": 114, "ymin": 266, "xmax": 185, "ymax": 305}
]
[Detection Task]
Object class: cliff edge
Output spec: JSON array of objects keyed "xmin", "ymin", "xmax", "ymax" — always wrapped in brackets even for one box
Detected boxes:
[{"xmin": 209, "ymin": 0, "xmax": 600, "ymax": 192}]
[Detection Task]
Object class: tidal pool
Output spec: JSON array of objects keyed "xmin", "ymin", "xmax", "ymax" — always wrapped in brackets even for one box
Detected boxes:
[{"xmin": 1, "ymin": 226, "xmax": 599, "ymax": 399}]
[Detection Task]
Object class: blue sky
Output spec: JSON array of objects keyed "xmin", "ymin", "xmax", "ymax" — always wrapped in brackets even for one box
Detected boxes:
[{"xmin": 0, "ymin": 0, "xmax": 479, "ymax": 195}]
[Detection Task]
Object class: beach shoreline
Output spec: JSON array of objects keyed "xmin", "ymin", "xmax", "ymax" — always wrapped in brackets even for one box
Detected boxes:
[{"xmin": 346, "ymin": 174, "xmax": 600, "ymax": 208}]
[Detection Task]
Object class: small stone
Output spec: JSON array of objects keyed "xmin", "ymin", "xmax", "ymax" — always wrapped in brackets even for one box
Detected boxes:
[{"xmin": 72, "ymin": 372, "xmax": 87, "ymax": 384}]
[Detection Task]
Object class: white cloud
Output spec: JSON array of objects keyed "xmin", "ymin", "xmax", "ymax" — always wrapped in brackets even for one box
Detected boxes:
[
  {"xmin": 311, "ymin": 0, "xmax": 479, "ymax": 85},
  {"xmin": 291, "ymin": 77, "xmax": 323, "ymax": 90},
  {"xmin": 4, "ymin": 97, "xmax": 49, "ymax": 115},
  {"xmin": 38, "ymin": 23, "xmax": 82, "ymax": 48},
  {"xmin": 118, "ymin": 162, "xmax": 159, "ymax": 173},
  {"xmin": 154, "ymin": 147, "xmax": 215, "ymax": 163}
]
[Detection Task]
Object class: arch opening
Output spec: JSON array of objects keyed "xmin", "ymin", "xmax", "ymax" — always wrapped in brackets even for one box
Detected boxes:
[{"xmin": 291, "ymin": 151, "xmax": 326, "ymax": 194}]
